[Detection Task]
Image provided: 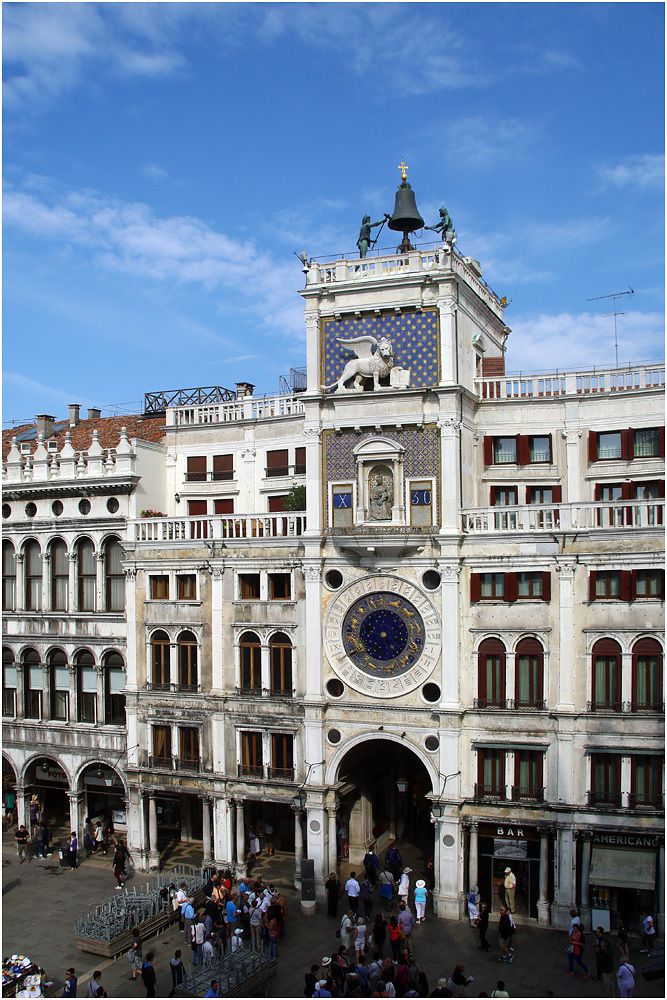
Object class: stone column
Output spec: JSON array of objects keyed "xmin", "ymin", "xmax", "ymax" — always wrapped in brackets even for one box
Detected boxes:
[
  {"xmin": 537, "ymin": 828, "xmax": 551, "ymax": 926},
  {"xmin": 95, "ymin": 665, "xmax": 105, "ymax": 726},
  {"xmin": 305, "ymin": 312, "xmax": 321, "ymax": 394},
  {"xmin": 68, "ymin": 664, "xmax": 78, "ymax": 725},
  {"xmin": 327, "ymin": 804, "xmax": 338, "ymax": 874},
  {"xmin": 148, "ymin": 794, "xmax": 160, "ymax": 870},
  {"xmin": 235, "ymin": 799, "xmax": 245, "ymax": 866},
  {"xmin": 438, "ymin": 561, "xmax": 460, "ymax": 709},
  {"xmin": 67, "ymin": 791, "xmax": 84, "ymax": 838},
  {"xmin": 96, "ymin": 549, "xmax": 105, "ymax": 612},
  {"xmin": 555, "ymin": 560, "xmax": 576, "ymax": 711},
  {"xmin": 293, "ymin": 805, "xmax": 304, "ymax": 887},
  {"xmin": 305, "ymin": 802, "xmax": 327, "ymax": 889},
  {"xmin": 124, "ymin": 567, "xmax": 138, "ymax": 691},
  {"xmin": 437, "ymin": 297, "xmax": 457, "ymax": 386},
  {"xmin": 580, "ymin": 832, "xmax": 592, "ymax": 922},
  {"xmin": 201, "ymin": 797, "xmax": 212, "ymax": 865},
  {"xmin": 212, "ymin": 797, "xmax": 231, "ymax": 865},
  {"xmin": 433, "ymin": 807, "xmax": 463, "ymax": 919},
  {"xmin": 41, "ymin": 552, "xmax": 50, "ymax": 613},
  {"xmin": 302, "ymin": 564, "xmax": 322, "ymax": 699},
  {"xmin": 15, "ymin": 664, "xmax": 25, "ymax": 720},
  {"xmin": 303, "ymin": 426, "xmax": 322, "ymax": 539},
  {"xmin": 126, "ymin": 788, "xmax": 146, "ymax": 870},
  {"xmin": 438, "ymin": 418, "xmax": 462, "ymax": 533},
  {"xmin": 210, "ymin": 566, "xmax": 224, "ymax": 693},
  {"xmin": 15, "ymin": 784, "xmax": 26, "ymax": 827},
  {"xmin": 552, "ymin": 825, "xmax": 576, "ymax": 928},
  {"xmin": 169, "ymin": 641, "xmax": 178, "ymax": 690},
  {"xmin": 468, "ymin": 821, "xmax": 478, "ymax": 891},
  {"xmin": 15, "ymin": 553, "xmax": 25, "ymax": 612},
  {"xmin": 68, "ymin": 552, "xmax": 77, "ymax": 615},
  {"xmin": 260, "ymin": 643, "xmax": 270, "ymax": 693},
  {"xmin": 562, "ymin": 429, "xmax": 582, "ymax": 504},
  {"xmin": 658, "ymin": 844, "xmax": 665, "ymax": 935},
  {"xmin": 621, "ymin": 756, "xmax": 632, "ymax": 809},
  {"xmin": 506, "ymin": 652, "xmax": 516, "ymax": 707}
]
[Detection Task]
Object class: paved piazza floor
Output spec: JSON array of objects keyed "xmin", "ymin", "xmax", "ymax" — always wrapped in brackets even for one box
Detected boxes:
[{"xmin": 2, "ymin": 836, "xmax": 663, "ymax": 998}]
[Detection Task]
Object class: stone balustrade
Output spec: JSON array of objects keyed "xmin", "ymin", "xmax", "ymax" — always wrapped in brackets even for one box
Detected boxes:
[
  {"xmin": 462, "ymin": 499, "xmax": 664, "ymax": 534},
  {"xmin": 167, "ymin": 393, "xmax": 305, "ymax": 426},
  {"xmin": 132, "ymin": 512, "xmax": 306, "ymax": 543},
  {"xmin": 475, "ymin": 362, "xmax": 665, "ymax": 400},
  {"xmin": 3, "ymin": 427, "xmax": 137, "ymax": 483}
]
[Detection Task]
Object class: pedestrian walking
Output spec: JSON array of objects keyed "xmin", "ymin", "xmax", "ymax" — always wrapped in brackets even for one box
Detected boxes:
[
  {"xmin": 14, "ymin": 823, "xmax": 29, "ymax": 863},
  {"xmin": 249, "ymin": 897, "xmax": 263, "ymax": 951},
  {"xmin": 182, "ymin": 896, "xmax": 196, "ymax": 944},
  {"xmin": 396, "ymin": 902, "xmax": 414, "ymax": 949},
  {"xmin": 503, "ymin": 867, "xmax": 516, "ymax": 912},
  {"xmin": 68, "ymin": 831, "xmax": 78, "ymax": 870},
  {"xmin": 448, "ymin": 963, "xmax": 474, "ymax": 994},
  {"xmin": 388, "ymin": 915, "xmax": 401, "ymax": 962},
  {"xmin": 566, "ymin": 922, "xmax": 590, "ymax": 979},
  {"xmin": 192, "ymin": 912, "xmax": 206, "ymax": 965},
  {"xmin": 33, "ymin": 822, "xmax": 45, "ymax": 859},
  {"xmin": 354, "ymin": 917, "xmax": 367, "ymax": 961},
  {"xmin": 94, "ymin": 822, "xmax": 105, "ymax": 854},
  {"xmin": 304, "ymin": 964, "xmax": 319, "ymax": 998},
  {"xmin": 467, "ymin": 885, "xmax": 480, "ymax": 924},
  {"xmin": 62, "ymin": 968, "xmax": 77, "ymax": 997},
  {"xmin": 345, "ymin": 872, "xmax": 360, "ymax": 912},
  {"xmin": 363, "ymin": 844, "xmax": 380, "ymax": 886},
  {"xmin": 360, "ymin": 876, "xmax": 374, "ymax": 919},
  {"xmin": 112, "ymin": 841, "xmax": 128, "ymax": 888},
  {"xmin": 4, "ymin": 787, "xmax": 16, "ymax": 824},
  {"xmin": 29, "ymin": 794, "xmax": 41, "ymax": 832},
  {"xmin": 497, "ymin": 906, "xmax": 514, "ymax": 963},
  {"xmin": 385, "ymin": 842, "xmax": 402, "ymax": 881},
  {"xmin": 325, "ymin": 872, "xmax": 340, "ymax": 918},
  {"xmin": 339, "ymin": 909, "xmax": 356, "ymax": 951},
  {"xmin": 231, "ymin": 927, "xmax": 245, "ymax": 954},
  {"xmin": 372, "ymin": 912, "xmax": 387, "ymax": 955},
  {"xmin": 414, "ymin": 878, "xmax": 428, "ymax": 924},
  {"xmin": 617, "ymin": 960, "xmax": 636, "ymax": 998},
  {"xmin": 478, "ymin": 902, "xmax": 491, "ymax": 951},
  {"xmin": 641, "ymin": 913, "xmax": 656, "ymax": 954},
  {"xmin": 378, "ymin": 868, "xmax": 394, "ymax": 910},
  {"xmin": 490, "ymin": 981, "xmax": 509, "ymax": 998},
  {"xmin": 168, "ymin": 950, "xmax": 184, "ymax": 997},
  {"xmin": 397, "ymin": 867, "xmax": 411, "ymax": 905},
  {"xmin": 141, "ymin": 952, "xmax": 157, "ymax": 998},
  {"xmin": 127, "ymin": 928, "xmax": 143, "ymax": 981},
  {"xmin": 203, "ymin": 980, "xmax": 221, "ymax": 998},
  {"xmin": 267, "ymin": 914, "xmax": 280, "ymax": 959},
  {"xmin": 86, "ymin": 972, "xmax": 105, "ymax": 998}
]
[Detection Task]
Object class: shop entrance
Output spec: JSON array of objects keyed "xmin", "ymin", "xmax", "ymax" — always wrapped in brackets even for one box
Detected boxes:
[
  {"xmin": 335, "ymin": 739, "xmax": 434, "ymax": 868},
  {"xmin": 477, "ymin": 824, "xmax": 542, "ymax": 918},
  {"xmin": 25, "ymin": 758, "xmax": 70, "ymax": 831},
  {"xmin": 2, "ymin": 756, "xmax": 17, "ymax": 827},
  {"xmin": 79, "ymin": 763, "xmax": 127, "ymax": 835},
  {"xmin": 245, "ymin": 801, "xmax": 294, "ymax": 854}
]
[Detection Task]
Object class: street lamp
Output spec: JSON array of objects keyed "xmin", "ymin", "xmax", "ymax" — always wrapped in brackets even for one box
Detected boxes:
[
  {"xmin": 396, "ymin": 777, "xmax": 409, "ymax": 795},
  {"xmin": 292, "ymin": 789, "xmax": 307, "ymax": 811}
]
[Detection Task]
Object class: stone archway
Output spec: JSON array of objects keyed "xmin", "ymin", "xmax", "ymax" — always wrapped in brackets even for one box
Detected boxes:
[
  {"xmin": 76, "ymin": 761, "xmax": 128, "ymax": 839},
  {"xmin": 22, "ymin": 754, "xmax": 71, "ymax": 832}
]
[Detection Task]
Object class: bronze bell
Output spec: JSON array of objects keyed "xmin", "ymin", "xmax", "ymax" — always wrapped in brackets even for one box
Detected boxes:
[{"xmin": 388, "ymin": 180, "xmax": 424, "ymax": 252}]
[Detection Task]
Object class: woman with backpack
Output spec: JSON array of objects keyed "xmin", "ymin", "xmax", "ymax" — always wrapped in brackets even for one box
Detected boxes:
[
  {"xmin": 566, "ymin": 923, "xmax": 590, "ymax": 979},
  {"xmin": 617, "ymin": 959, "xmax": 636, "ymax": 998}
]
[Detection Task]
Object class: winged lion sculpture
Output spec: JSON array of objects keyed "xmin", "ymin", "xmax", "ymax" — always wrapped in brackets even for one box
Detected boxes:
[{"xmin": 322, "ymin": 336, "xmax": 394, "ymax": 393}]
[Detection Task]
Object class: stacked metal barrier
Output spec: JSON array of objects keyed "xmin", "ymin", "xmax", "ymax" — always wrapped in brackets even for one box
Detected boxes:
[{"xmin": 173, "ymin": 948, "xmax": 277, "ymax": 997}]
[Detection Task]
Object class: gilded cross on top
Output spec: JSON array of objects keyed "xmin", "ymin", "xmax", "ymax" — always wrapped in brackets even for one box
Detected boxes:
[{"xmin": 398, "ymin": 159, "xmax": 408, "ymax": 181}]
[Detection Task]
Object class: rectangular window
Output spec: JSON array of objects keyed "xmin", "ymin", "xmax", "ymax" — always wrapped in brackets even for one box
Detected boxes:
[
  {"xmin": 26, "ymin": 666, "xmax": 45, "ymax": 719},
  {"xmin": 632, "ymin": 481, "xmax": 663, "ymax": 500},
  {"xmin": 597, "ymin": 432, "xmax": 622, "ymax": 460},
  {"xmin": 633, "ymin": 428, "xmax": 660, "ymax": 458},
  {"xmin": 332, "ymin": 485, "xmax": 354, "ymax": 529},
  {"xmin": 266, "ymin": 449, "xmax": 289, "ymax": 477},
  {"xmin": 477, "ymin": 750, "xmax": 506, "ymax": 798},
  {"xmin": 78, "ymin": 544, "xmax": 96, "ymax": 612},
  {"xmin": 212, "ymin": 454, "xmax": 233, "ymax": 481},
  {"xmin": 152, "ymin": 637, "xmax": 170, "ymax": 689},
  {"xmin": 294, "ymin": 447, "xmax": 306, "ymax": 476},
  {"xmin": 516, "ymin": 654, "xmax": 544, "ymax": 707},
  {"xmin": 633, "ymin": 653, "xmax": 662, "ymax": 710},
  {"xmin": 3, "ymin": 665, "xmax": 17, "ymax": 717},
  {"xmin": 106, "ymin": 668, "xmax": 125, "ymax": 725},
  {"xmin": 527, "ymin": 486, "xmax": 553, "ymax": 505},
  {"xmin": 480, "ymin": 573, "xmax": 505, "ymax": 599},
  {"xmin": 529, "ymin": 436, "xmax": 552, "ymax": 463},
  {"xmin": 493, "ymin": 437, "xmax": 517, "ymax": 464},
  {"xmin": 513, "ymin": 751, "xmax": 544, "ymax": 800},
  {"xmin": 270, "ymin": 733, "xmax": 294, "ymax": 778},
  {"xmin": 187, "ymin": 500, "xmax": 209, "ymax": 540},
  {"xmin": 491, "ymin": 486, "xmax": 518, "ymax": 506},
  {"xmin": 79, "ymin": 666, "xmax": 97, "ymax": 723},
  {"xmin": 240, "ymin": 731, "xmax": 263, "ymax": 775},
  {"xmin": 479, "ymin": 655, "xmax": 505, "ymax": 707},
  {"xmin": 590, "ymin": 754, "xmax": 621, "ymax": 806},
  {"xmin": 410, "ymin": 481, "xmax": 433, "ymax": 528},
  {"xmin": 631, "ymin": 757, "xmax": 663, "ymax": 808},
  {"xmin": 598, "ymin": 484, "xmax": 623, "ymax": 502},
  {"xmin": 240, "ymin": 640, "xmax": 261, "ymax": 691},
  {"xmin": 594, "ymin": 571, "xmax": 621, "ymax": 599},
  {"xmin": 149, "ymin": 575, "xmax": 170, "ymax": 600},
  {"xmin": 214, "ymin": 499, "xmax": 234, "ymax": 515},
  {"xmin": 634, "ymin": 569, "xmax": 664, "ymax": 599},
  {"xmin": 51, "ymin": 544, "xmax": 69, "ymax": 611},
  {"xmin": 268, "ymin": 495, "xmax": 287, "ymax": 512},
  {"xmin": 52, "ymin": 666, "xmax": 70, "ymax": 721},
  {"xmin": 186, "ymin": 456, "xmax": 207, "ymax": 482},
  {"xmin": 152, "ymin": 725, "xmax": 172, "ymax": 764},
  {"xmin": 179, "ymin": 727, "xmax": 199, "ymax": 765},
  {"xmin": 517, "ymin": 572, "xmax": 544, "ymax": 599},
  {"xmin": 177, "ymin": 575, "xmax": 197, "ymax": 600},
  {"xmin": 268, "ymin": 573, "xmax": 291, "ymax": 600},
  {"xmin": 592, "ymin": 656, "xmax": 621, "ymax": 710},
  {"xmin": 239, "ymin": 574, "xmax": 261, "ymax": 600}
]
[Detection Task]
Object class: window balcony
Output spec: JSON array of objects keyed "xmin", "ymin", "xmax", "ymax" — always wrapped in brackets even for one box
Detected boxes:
[
  {"xmin": 234, "ymin": 686, "xmax": 263, "ymax": 698},
  {"xmin": 173, "ymin": 757, "xmax": 202, "ymax": 773},
  {"xmin": 184, "ymin": 471, "xmax": 234, "ymax": 482},
  {"xmin": 144, "ymin": 682, "xmax": 202, "ymax": 694},
  {"xmin": 148, "ymin": 754, "xmax": 174, "ymax": 771},
  {"xmin": 511, "ymin": 698, "xmax": 547, "ymax": 711},
  {"xmin": 511, "ymin": 785, "xmax": 545, "ymax": 802},
  {"xmin": 474, "ymin": 783, "xmax": 507, "ymax": 801},
  {"xmin": 473, "ymin": 698, "xmax": 509, "ymax": 710},
  {"xmin": 463, "ymin": 499, "xmax": 664, "ymax": 535},
  {"xmin": 628, "ymin": 792, "xmax": 664, "ymax": 810},
  {"xmin": 624, "ymin": 701, "xmax": 665, "ymax": 714},
  {"xmin": 267, "ymin": 766, "xmax": 295, "ymax": 782},
  {"xmin": 586, "ymin": 700, "xmax": 623, "ymax": 714},
  {"xmin": 586, "ymin": 790, "xmax": 623, "ymax": 808},
  {"xmin": 238, "ymin": 763, "xmax": 264, "ymax": 778}
]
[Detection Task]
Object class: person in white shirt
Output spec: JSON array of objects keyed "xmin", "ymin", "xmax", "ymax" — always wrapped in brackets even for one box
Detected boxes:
[
  {"xmin": 397, "ymin": 867, "xmax": 412, "ymax": 903},
  {"xmin": 231, "ymin": 928, "xmax": 245, "ymax": 954},
  {"xmin": 345, "ymin": 873, "xmax": 360, "ymax": 913},
  {"xmin": 503, "ymin": 867, "xmax": 516, "ymax": 912}
]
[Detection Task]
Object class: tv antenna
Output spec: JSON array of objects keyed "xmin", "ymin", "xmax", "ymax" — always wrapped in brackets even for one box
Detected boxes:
[{"xmin": 587, "ymin": 287, "xmax": 634, "ymax": 367}]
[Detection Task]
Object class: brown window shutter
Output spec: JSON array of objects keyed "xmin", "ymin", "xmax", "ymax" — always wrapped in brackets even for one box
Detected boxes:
[
  {"xmin": 621, "ymin": 483, "xmax": 632, "ymax": 500},
  {"xmin": 187, "ymin": 456, "xmax": 207, "ymax": 481},
  {"xmin": 659, "ymin": 426, "xmax": 665, "ymax": 458},
  {"xmin": 214, "ymin": 499, "xmax": 234, "ymax": 514},
  {"xmin": 477, "ymin": 750, "xmax": 485, "ymax": 785},
  {"xmin": 620, "ymin": 571, "xmax": 632, "ymax": 602},
  {"xmin": 621, "ymin": 429, "xmax": 633, "ymax": 460},
  {"xmin": 589, "ymin": 571, "xmax": 597, "ymax": 601},
  {"xmin": 542, "ymin": 572, "xmax": 551, "ymax": 602},
  {"xmin": 505, "ymin": 573, "xmax": 518, "ymax": 603},
  {"xmin": 470, "ymin": 573, "xmax": 481, "ymax": 603},
  {"xmin": 268, "ymin": 495, "xmax": 287, "ymax": 512},
  {"xmin": 213, "ymin": 454, "xmax": 233, "ymax": 478},
  {"xmin": 656, "ymin": 480, "xmax": 665, "ymax": 499},
  {"xmin": 552, "ymin": 485, "xmax": 562, "ymax": 503},
  {"xmin": 517, "ymin": 435, "xmax": 530, "ymax": 466},
  {"xmin": 267, "ymin": 449, "xmax": 289, "ymax": 473},
  {"xmin": 295, "ymin": 447, "xmax": 306, "ymax": 473},
  {"xmin": 187, "ymin": 500, "xmax": 207, "ymax": 516},
  {"xmin": 588, "ymin": 431, "xmax": 598, "ymax": 463},
  {"xmin": 525, "ymin": 486, "xmax": 533, "ymax": 504},
  {"xmin": 489, "ymin": 487, "xmax": 497, "ymax": 506},
  {"xmin": 629, "ymin": 570, "xmax": 637, "ymax": 602},
  {"xmin": 659, "ymin": 571, "xmax": 666, "ymax": 600},
  {"xmin": 483, "ymin": 436, "xmax": 493, "ymax": 466},
  {"xmin": 547, "ymin": 433, "xmax": 553, "ymax": 463},
  {"xmin": 593, "ymin": 483, "xmax": 602, "ymax": 502}
]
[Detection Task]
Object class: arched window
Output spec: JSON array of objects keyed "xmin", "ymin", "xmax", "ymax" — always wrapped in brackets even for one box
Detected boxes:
[
  {"xmin": 2, "ymin": 648, "xmax": 17, "ymax": 717},
  {"xmin": 77, "ymin": 539, "xmax": 96, "ymax": 612},
  {"xmin": 591, "ymin": 638, "xmax": 622, "ymax": 711},
  {"xmin": 48, "ymin": 648, "xmax": 69, "ymax": 721},
  {"xmin": 104, "ymin": 537, "xmax": 125, "ymax": 612},
  {"xmin": 239, "ymin": 631, "xmax": 261, "ymax": 692},
  {"xmin": 177, "ymin": 631, "xmax": 198, "ymax": 691},
  {"xmin": 75, "ymin": 649, "xmax": 97, "ymax": 722},
  {"xmin": 269, "ymin": 632, "xmax": 292, "ymax": 695},
  {"xmin": 50, "ymin": 539, "xmax": 68, "ymax": 611},
  {"xmin": 22, "ymin": 647, "xmax": 43, "ymax": 718},
  {"xmin": 631, "ymin": 638, "xmax": 663, "ymax": 712},
  {"xmin": 2, "ymin": 542, "xmax": 16, "ymax": 612},
  {"xmin": 151, "ymin": 631, "xmax": 170, "ymax": 690},
  {"xmin": 103, "ymin": 650, "xmax": 125, "ymax": 724},
  {"xmin": 515, "ymin": 638, "xmax": 545, "ymax": 708},
  {"xmin": 477, "ymin": 638, "xmax": 506, "ymax": 708},
  {"xmin": 24, "ymin": 541, "xmax": 42, "ymax": 611}
]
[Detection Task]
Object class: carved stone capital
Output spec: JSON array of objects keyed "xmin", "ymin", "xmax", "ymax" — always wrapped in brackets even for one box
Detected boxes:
[
  {"xmin": 439, "ymin": 563, "xmax": 461, "ymax": 583},
  {"xmin": 124, "ymin": 565, "xmax": 137, "ymax": 580},
  {"xmin": 562, "ymin": 430, "xmax": 582, "ymax": 445},
  {"xmin": 209, "ymin": 565, "xmax": 224, "ymax": 580},
  {"xmin": 438, "ymin": 417, "xmax": 461, "ymax": 433},
  {"xmin": 302, "ymin": 564, "xmax": 322, "ymax": 583},
  {"xmin": 241, "ymin": 448, "xmax": 256, "ymax": 461},
  {"xmin": 555, "ymin": 559, "xmax": 576, "ymax": 580},
  {"xmin": 303, "ymin": 427, "xmax": 322, "ymax": 440}
]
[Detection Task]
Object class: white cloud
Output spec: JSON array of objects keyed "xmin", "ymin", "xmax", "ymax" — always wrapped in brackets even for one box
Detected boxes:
[
  {"xmin": 142, "ymin": 163, "xmax": 169, "ymax": 180},
  {"xmin": 597, "ymin": 155, "xmax": 664, "ymax": 190},
  {"xmin": 506, "ymin": 310, "xmax": 664, "ymax": 372},
  {"xmin": 437, "ymin": 116, "xmax": 539, "ymax": 167},
  {"xmin": 3, "ymin": 182, "xmax": 304, "ymax": 339},
  {"xmin": 3, "ymin": 371, "xmax": 92, "ymax": 407}
]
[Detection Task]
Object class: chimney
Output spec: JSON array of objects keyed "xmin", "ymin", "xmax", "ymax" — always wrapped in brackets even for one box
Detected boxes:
[
  {"xmin": 69, "ymin": 404, "xmax": 81, "ymax": 427},
  {"xmin": 87, "ymin": 407, "xmax": 102, "ymax": 420},
  {"xmin": 35, "ymin": 414, "xmax": 56, "ymax": 439},
  {"xmin": 235, "ymin": 382, "xmax": 255, "ymax": 399}
]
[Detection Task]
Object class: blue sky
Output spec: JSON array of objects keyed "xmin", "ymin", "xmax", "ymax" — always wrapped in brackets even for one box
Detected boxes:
[{"xmin": 3, "ymin": 1, "xmax": 664, "ymax": 424}]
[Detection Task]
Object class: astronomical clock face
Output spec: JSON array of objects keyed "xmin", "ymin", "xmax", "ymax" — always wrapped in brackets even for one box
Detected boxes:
[{"xmin": 324, "ymin": 575, "xmax": 440, "ymax": 696}]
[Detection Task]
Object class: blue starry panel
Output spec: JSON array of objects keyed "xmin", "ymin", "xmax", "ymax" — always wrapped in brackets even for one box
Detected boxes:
[
  {"xmin": 324, "ymin": 426, "xmax": 440, "ymax": 525},
  {"xmin": 322, "ymin": 308, "xmax": 439, "ymax": 390}
]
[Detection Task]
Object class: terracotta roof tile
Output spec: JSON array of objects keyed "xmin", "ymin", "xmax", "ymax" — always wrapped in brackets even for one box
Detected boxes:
[{"xmin": 2, "ymin": 414, "xmax": 166, "ymax": 461}]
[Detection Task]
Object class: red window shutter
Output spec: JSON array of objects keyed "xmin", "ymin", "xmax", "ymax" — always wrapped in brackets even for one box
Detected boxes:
[
  {"xmin": 477, "ymin": 750, "xmax": 485, "ymax": 785},
  {"xmin": 629, "ymin": 570, "xmax": 637, "ymax": 602},
  {"xmin": 470, "ymin": 573, "xmax": 481, "ymax": 603},
  {"xmin": 295, "ymin": 447, "xmax": 306, "ymax": 473},
  {"xmin": 213, "ymin": 454, "xmax": 233, "ymax": 478},
  {"xmin": 214, "ymin": 499, "xmax": 234, "ymax": 514},
  {"xmin": 589, "ymin": 572, "xmax": 597, "ymax": 601},
  {"xmin": 517, "ymin": 435, "xmax": 530, "ymax": 466},
  {"xmin": 659, "ymin": 570, "xmax": 666, "ymax": 600},
  {"xmin": 268, "ymin": 495, "xmax": 287, "ymax": 512},
  {"xmin": 620, "ymin": 572, "xmax": 631, "ymax": 602},
  {"xmin": 187, "ymin": 456, "xmax": 207, "ymax": 481},
  {"xmin": 547, "ymin": 433, "xmax": 553, "ymax": 463},
  {"xmin": 656, "ymin": 480, "xmax": 665, "ymax": 499},
  {"xmin": 483, "ymin": 436, "xmax": 493, "ymax": 466},
  {"xmin": 659, "ymin": 426, "xmax": 666, "ymax": 458},
  {"xmin": 267, "ymin": 449, "xmax": 289, "ymax": 474},
  {"xmin": 505, "ymin": 573, "xmax": 518, "ymax": 603},
  {"xmin": 621, "ymin": 429, "xmax": 633, "ymax": 460},
  {"xmin": 588, "ymin": 431, "xmax": 598, "ymax": 463},
  {"xmin": 542, "ymin": 572, "xmax": 551, "ymax": 602},
  {"xmin": 525, "ymin": 486, "xmax": 533, "ymax": 504},
  {"xmin": 621, "ymin": 483, "xmax": 632, "ymax": 500},
  {"xmin": 187, "ymin": 500, "xmax": 207, "ymax": 516},
  {"xmin": 593, "ymin": 483, "xmax": 602, "ymax": 502},
  {"xmin": 552, "ymin": 485, "xmax": 562, "ymax": 503},
  {"xmin": 489, "ymin": 487, "xmax": 497, "ymax": 506}
]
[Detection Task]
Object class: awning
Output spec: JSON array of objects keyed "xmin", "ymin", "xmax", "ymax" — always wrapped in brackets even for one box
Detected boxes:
[{"xmin": 590, "ymin": 846, "xmax": 656, "ymax": 890}]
